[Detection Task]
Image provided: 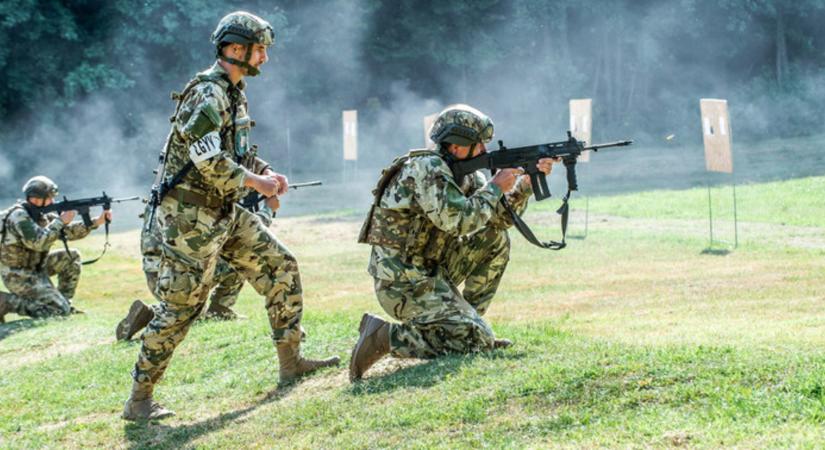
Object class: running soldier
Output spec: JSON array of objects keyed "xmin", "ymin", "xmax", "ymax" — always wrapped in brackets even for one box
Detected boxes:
[{"xmin": 123, "ymin": 12, "xmax": 338, "ymax": 421}]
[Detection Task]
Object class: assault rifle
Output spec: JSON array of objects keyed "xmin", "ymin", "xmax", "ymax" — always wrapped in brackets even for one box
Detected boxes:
[
  {"xmin": 451, "ymin": 132, "xmax": 632, "ymax": 250},
  {"xmin": 239, "ymin": 180, "xmax": 323, "ymax": 212},
  {"xmin": 32, "ymin": 192, "xmax": 140, "ymax": 264},
  {"xmin": 33, "ymin": 192, "xmax": 140, "ymax": 226}
]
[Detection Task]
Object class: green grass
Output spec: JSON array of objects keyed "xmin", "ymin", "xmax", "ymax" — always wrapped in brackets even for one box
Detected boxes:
[
  {"xmin": 541, "ymin": 175, "xmax": 825, "ymax": 227},
  {"xmin": 1, "ymin": 179, "xmax": 825, "ymax": 448}
]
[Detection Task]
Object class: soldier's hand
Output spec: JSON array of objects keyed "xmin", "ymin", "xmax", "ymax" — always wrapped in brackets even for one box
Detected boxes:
[
  {"xmin": 523, "ymin": 157, "xmax": 560, "ymax": 185},
  {"xmin": 491, "ymin": 168, "xmax": 522, "ymax": 193},
  {"xmin": 60, "ymin": 210, "xmax": 76, "ymax": 224},
  {"xmin": 245, "ymin": 173, "xmax": 280, "ymax": 197},
  {"xmin": 265, "ymin": 195, "xmax": 280, "ymax": 211},
  {"xmin": 93, "ymin": 210, "xmax": 113, "ymax": 227},
  {"xmin": 273, "ymin": 173, "xmax": 289, "ymax": 196}
]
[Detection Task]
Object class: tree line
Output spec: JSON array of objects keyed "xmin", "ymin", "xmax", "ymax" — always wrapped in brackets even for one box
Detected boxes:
[{"xmin": 1, "ymin": 0, "xmax": 824, "ymax": 196}]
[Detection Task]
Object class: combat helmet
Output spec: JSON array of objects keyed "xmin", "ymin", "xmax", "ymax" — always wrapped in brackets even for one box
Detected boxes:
[
  {"xmin": 429, "ymin": 104, "xmax": 495, "ymax": 147},
  {"xmin": 211, "ymin": 11, "xmax": 275, "ymax": 76},
  {"xmin": 22, "ymin": 176, "xmax": 58, "ymax": 199}
]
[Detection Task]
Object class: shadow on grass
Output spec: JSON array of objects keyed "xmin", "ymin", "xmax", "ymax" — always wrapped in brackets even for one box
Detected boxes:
[
  {"xmin": 0, "ymin": 318, "xmax": 48, "ymax": 342},
  {"xmin": 122, "ymin": 381, "xmax": 299, "ymax": 449},
  {"xmin": 348, "ymin": 349, "xmax": 528, "ymax": 396},
  {"xmin": 700, "ymin": 247, "xmax": 732, "ymax": 256}
]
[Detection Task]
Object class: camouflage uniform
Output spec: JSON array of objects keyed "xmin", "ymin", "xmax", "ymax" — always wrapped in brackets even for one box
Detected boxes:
[
  {"xmin": 0, "ymin": 202, "xmax": 96, "ymax": 318},
  {"xmin": 361, "ymin": 149, "xmax": 532, "ymax": 358},
  {"xmin": 140, "ymin": 199, "xmax": 273, "ymax": 315},
  {"xmin": 131, "ymin": 59, "xmax": 311, "ymax": 391}
]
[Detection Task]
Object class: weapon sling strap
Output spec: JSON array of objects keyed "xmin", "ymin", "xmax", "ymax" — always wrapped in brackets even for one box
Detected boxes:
[
  {"xmin": 58, "ymin": 219, "xmax": 111, "ymax": 266},
  {"xmin": 500, "ymin": 189, "xmax": 570, "ymax": 251}
]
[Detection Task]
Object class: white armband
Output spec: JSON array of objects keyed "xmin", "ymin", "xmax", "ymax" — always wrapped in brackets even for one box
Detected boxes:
[{"xmin": 189, "ymin": 131, "xmax": 222, "ymax": 163}]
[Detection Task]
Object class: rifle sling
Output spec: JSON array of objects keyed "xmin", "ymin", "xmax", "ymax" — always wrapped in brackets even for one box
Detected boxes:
[
  {"xmin": 59, "ymin": 220, "xmax": 111, "ymax": 266},
  {"xmin": 500, "ymin": 192, "xmax": 569, "ymax": 251}
]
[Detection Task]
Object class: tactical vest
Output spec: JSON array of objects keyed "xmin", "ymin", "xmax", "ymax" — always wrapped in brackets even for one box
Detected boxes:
[
  {"xmin": 358, "ymin": 150, "xmax": 453, "ymax": 266},
  {"xmin": 0, "ymin": 204, "xmax": 48, "ymax": 270},
  {"xmin": 158, "ymin": 70, "xmax": 250, "ymax": 209}
]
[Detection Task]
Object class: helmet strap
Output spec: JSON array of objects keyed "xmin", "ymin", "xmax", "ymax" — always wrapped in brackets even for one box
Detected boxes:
[
  {"xmin": 218, "ymin": 43, "xmax": 260, "ymax": 77},
  {"xmin": 467, "ymin": 143, "xmax": 477, "ymax": 158}
]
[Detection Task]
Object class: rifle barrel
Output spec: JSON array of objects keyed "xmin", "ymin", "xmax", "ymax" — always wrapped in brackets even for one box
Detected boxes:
[
  {"xmin": 289, "ymin": 180, "xmax": 323, "ymax": 189},
  {"xmin": 583, "ymin": 140, "xmax": 633, "ymax": 151},
  {"xmin": 112, "ymin": 196, "xmax": 141, "ymax": 202}
]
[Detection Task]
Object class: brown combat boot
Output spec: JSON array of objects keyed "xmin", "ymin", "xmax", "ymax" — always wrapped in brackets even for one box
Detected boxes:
[
  {"xmin": 276, "ymin": 339, "xmax": 340, "ymax": 383},
  {"xmin": 0, "ymin": 291, "xmax": 12, "ymax": 324},
  {"xmin": 116, "ymin": 300, "xmax": 154, "ymax": 341},
  {"xmin": 122, "ymin": 381, "xmax": 174, "ymax": 421},
  {"xmin": 349, "ymin": 313, "xmax": 391, "ymax": 382},
  {"xmin": 493, "ymin": 338, "xmax": 513, "ymax": 349}
]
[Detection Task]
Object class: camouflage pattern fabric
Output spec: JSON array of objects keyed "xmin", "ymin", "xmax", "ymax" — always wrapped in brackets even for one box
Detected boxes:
[
  {"xmin": 212, "ymin": 11, "xmax": 274, "ymax": 46},
  {"xmin": 0, "ymin": 202, "xmax": 95, "ymax": 318},
  {"xmin": 131, "ymin": 63, "xmax": 299, "ymax": 388},
  {"xmin": 140, "ymin": 198, "xmax": 271, "ymax": 311},
  {"xmin": 162, "ymin": 63, "xmax": 269, "ymax": 205},
  {"xmin": 429, "ymin": 104, "xmax": 495, "ymax": 146},
  {"xmin": 2, "ymin": 248, "xmax": 83, "ymax": 318},
  {"xmin": 365, "ymin": 150, "xmax": 532, "ymax": 358}
]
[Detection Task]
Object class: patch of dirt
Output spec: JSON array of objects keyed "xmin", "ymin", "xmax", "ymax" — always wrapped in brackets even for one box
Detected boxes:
[
  {"xmin": 36, "ymin": 413, "xmax": 111, "ymax": 433},
  {"xmin": 2, "ymin": 338, "xmax": 109, "ymax": 371}
]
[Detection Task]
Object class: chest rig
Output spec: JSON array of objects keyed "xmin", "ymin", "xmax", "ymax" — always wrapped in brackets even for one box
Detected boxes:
[
  {"xmin": 358, "ymin": 150, "xmax": 456, "ymax": 268},
  {"xmin": 146, "ymin": 71, "xmax": 249, "ymax": 227}
]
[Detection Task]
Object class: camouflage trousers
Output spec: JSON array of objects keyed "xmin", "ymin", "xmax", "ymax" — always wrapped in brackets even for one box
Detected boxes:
[
  {"xmin": 142, "ymin": 212, "xmax": 244, "ymax": 312},
  {"xmin": 375, "ymin": 226, "xmax": 510, "ymax": 359},
  {"xmin": 0, "ymin": 248, "xmax": 82, "ymax": 318},
  {"xmin": 144, "ymin": 256, "xmax": 245, "ymax": 312},
  {"xmin": 133, "ymin": 202, "xmax": 304, "ymax": 386}
]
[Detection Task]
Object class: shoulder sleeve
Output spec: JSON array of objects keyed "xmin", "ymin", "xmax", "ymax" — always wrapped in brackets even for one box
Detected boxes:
[
  {"xmin": 10, "ymin": 208, "xmax": 64, "ymax": 251},
  {"xmin": 407, "ymin": 155, "xmax": 503, "ymax": 236},
  {"xmin": 176, "ymin": 81, "xmax": 248, "ymax": 192}
]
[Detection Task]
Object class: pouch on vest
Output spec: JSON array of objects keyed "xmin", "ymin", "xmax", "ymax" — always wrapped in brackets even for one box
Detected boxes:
[{"xmin": 234, "ymin": 116, "xmax": 251, "ymax": 157}]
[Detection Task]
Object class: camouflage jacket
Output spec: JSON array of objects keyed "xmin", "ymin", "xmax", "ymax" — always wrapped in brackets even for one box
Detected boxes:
[
  {"xmin": 0, "ymin": 202, "xmax": 95, "ymax": 270},
  {"xmin": 365, "ymin": 150, "xmax": 532, "ymax": 281},
  {"xmin": 160, "ymin": 62, "xmax": 270, "ymax": 206}
]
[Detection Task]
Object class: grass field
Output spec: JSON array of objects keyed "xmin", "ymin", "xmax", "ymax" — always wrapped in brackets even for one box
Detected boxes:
[{"xmin": 1, "ymin": 176, "xmax": 824, "ymax": 448}]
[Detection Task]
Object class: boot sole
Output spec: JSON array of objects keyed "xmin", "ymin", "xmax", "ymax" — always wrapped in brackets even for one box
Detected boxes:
[
  {"xmin": 116, "ymin": 300, "xmax": 152, "ymax": 341},
  {"xmin": 349, "ymin": 314, "xmax": 382, "ymax": 382}
]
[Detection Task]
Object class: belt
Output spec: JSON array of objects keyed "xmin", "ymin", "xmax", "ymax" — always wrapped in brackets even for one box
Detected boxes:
[{"xmin": 168, "ymin": 187, "xmax": 226, "ymax": 209}]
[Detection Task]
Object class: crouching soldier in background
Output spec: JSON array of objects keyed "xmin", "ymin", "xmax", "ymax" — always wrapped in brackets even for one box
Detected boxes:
[
  {"xmin": 0, "ymin": 176, "xmax": 112, "ymax": 322},
  {"xmin": 350, "ymin": 105, "xmax": 557, "ymax": 381},
  {"xmin": 122, "ymin": 11, "xmax": 338, "ymax": 421},
  {"xmin": 115, "ymin": 196, "xmax": 278, "ymax": 341}
]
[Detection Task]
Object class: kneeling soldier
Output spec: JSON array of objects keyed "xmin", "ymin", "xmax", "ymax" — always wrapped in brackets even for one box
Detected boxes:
[
  {"xmin": 0, "ymin": 176, "xmax": 111, "ymax": 321},
  {"xmin": 350, "ymin": 105, "xmax": 556, "ymax": 381}
]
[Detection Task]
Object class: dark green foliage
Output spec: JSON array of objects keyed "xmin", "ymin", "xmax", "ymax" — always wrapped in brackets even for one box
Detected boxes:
[{"xmin": 2, "ymin": 0, "xmax": 825, "ymax": 197}]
